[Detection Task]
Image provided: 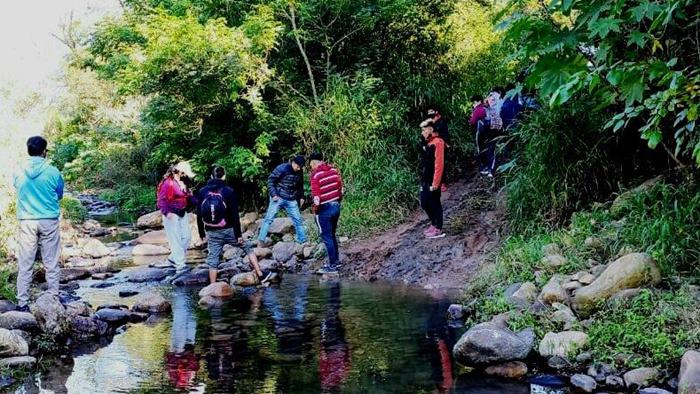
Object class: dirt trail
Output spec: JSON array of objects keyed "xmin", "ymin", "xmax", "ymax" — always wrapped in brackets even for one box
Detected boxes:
[{"xmin": 340, "ymin": 176, "xmax": 506, "ymax": 290}]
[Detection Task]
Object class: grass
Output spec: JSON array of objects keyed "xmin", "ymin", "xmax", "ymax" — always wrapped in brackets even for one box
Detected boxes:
[
  {"xmin": 0, "ymin": 265, "xmax": 16, "ymax": 302},
  {"xmin": 60, "ymin": 196, "xmax": 88, "ymax": 223}
]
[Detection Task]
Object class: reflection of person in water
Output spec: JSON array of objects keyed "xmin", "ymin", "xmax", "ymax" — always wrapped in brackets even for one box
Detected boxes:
[
  {"xmin": 424, "ymin": 293, "xmax": 456, "ymax": 393},
  {"xmin": 262, "ymin": 276, "xmax": 314, "ymax": 360},
  {"xmin": 166, "ymin": 287, "xmax": 200, "ymax": 389},
  {"xmin": 318, "ymin": 281, "xmax": 351, "ymax": 392}
]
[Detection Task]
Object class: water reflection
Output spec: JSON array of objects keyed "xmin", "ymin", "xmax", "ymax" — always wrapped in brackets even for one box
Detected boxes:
[
  {"xmin": 166, "ymin": 287, "xmax": 199, "ymax": 389},
  {"xmin": 318, "ymin": 281, "xmax": 351, "ymax": 392}
]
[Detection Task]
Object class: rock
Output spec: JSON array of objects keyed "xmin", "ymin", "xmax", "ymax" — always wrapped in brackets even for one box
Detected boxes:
[
  {"xmin": 132, "ymin": 292, "xmax": 171, "ymax": 314},
  {"xmin": 223, "ymin": 247, "xmax": 244, "ymax": 260},
  {"xmin": 605, "ymin": 375, "xmax": 625, "ymax": 389},
  {"xmin": 32, "ymin": 293, "xmax": 71, "ymax": 338},
  {"xmin": 95, "ymin": 308, "xmax": 132, "ymax": 326},
  {"xmin": 198, "ymin": 295, "xmax": 225, "ymax": 308},
  {"xmin": 0, "ymin": 301, "xmax": 16, "ymax": 313},
  {"xmin": 541, "ymin": 254, "xmax": 568, "ymax": 269},
  {"xmin": 0, "ymin": 356, "xmax": 36, "ymax": 368},
  {"xmin": 132, "ymin": 244, "xmax": 170, "ymax": 256},
  {"xmin": 542, "ymin": 243, "xmax": 562, "ymax": 256},
  {"xmin": 679, "ymin": 350, "xmax": 700, "ymax": 394},
  {"xmin": 608, "ymin": 288, "xmax": 644, "ymax": 305},
  {"xmin": 70, "ymin": 316, "xmax": 109, "ymax": 339},
  {"xmin": 0, "ymin": 329, "xmax": 28, "ymax": 356},
  {"xmin": 65, "ymin": 301, "xmax": 92, "ymax": 317},
  {"xmin": 127, "ymin": 267, "xmax": 174, "ymax": 283},
  {"xmin": 339, "ymin": 236, "xmax": 349, "ymax": 243},
  {"xmin": 484, "ymin": 361, "xmax": 528, "ymax": 379},
  {"xmin": 551, "ymin": 303, "xmax": 577, "ymax": 329},
  {"xmin": 539, "ymin": 275, "xmax": 568, "ymax": 305},
  {"xmin": 137, "ymin": 211, "xmax": 163, "ymax": 229},
  {"xmin": 539, "ymin": 331, "xmax": 588, "ymax": 358},
  {"xmin": 272, "ymin": 242, "xmax": 297, "ymax": 262},
  {"xmin": 563, "ymin": 281, "xmax": 583, "ymax": 292},
  {"xmin": 282, "ymin": 234, "xmax": 294, "ymax": 242},
  {"xmin": 91, "ymin": 272, "xmax": 113, "ymax": 280},
  {"xmin": 259, "ymin": 259, "xmax": 280, "ymax": 272},
  {"xmin": 547, "ymin": 355, "xmax": 571, "ymax": 370},
  {"xmin": 508, "ymin": 282, "xmax": 538, "ymax": 309},
  {"xmin": 60, "ymin": 268, "xmax": 91, "ymax": 283},
  {"xmin": 0, "ymin": 312, "xmax": 38, "ymax": 331},
  {"xmin": 253, "ymin": 247, "xmax": 272, "ymax": 258},
  {"xmin": 198, "ymin": 282, "xmax": 234, "ymax": 298},
  {"xmin": 231, "ymin": 272, "xmax": 259, "ymax": 287},
  {"xmin": 118, "ymin": 290, "xmax": 139, "ymax": 298},
  {"xmin": 240, "ymin": 212, "xmax": 258, "ymax": 232},
  {"xmin": 570, "ymin": 374, "xmax": 597, "ymax": 393},
  {"xmin": 584, "ymin": 236, "xmax": 604, "ymax": 250},
  {"xmin": 611, "ymin": 176, "xmax": 662, "ymax": 215},
  {"xmin": 639, "ymin": 388, "xmax": 673, "ymax": 394},
  {"xmin": 447, "ymin": 304, "xmax": 465, "ymax": 320},
  {"xmin": 623, "ymin": 367, "xmax": 659, "ymax": 390},
  {"xmin": 587, "ymin": 362, "xmax": 615, "ymax": 382},
  {"xmin": 576, "ymin": 352, "xmax": 593, "ymax": 363},
  {"xmin": 572, "ymin": 253, "xmax": 661, "ymax": 315},
  {"xmin": 134, "ymin": 230, "xmax": 168, "ymax": 245},
  {"xmin": 268, "ymin": 217, "xmax": 294, "ymax": 235},
  {"xmin": 590, "ymin": 264, "xmax": 607, "ymax": 277},
  {"xmin": 302, "ymin": 246, "xmax": 315, "ymax": 259},
  {"xmin": 578, "ymin": 273, "xmax": 595, "ymax": 285},
  {"xmin": 82, "ymin": 239, "xmax": 112, "ymax": 258},
  {"xmin": 452, "ymin": 317, "xmax": 535, "ymax": 365},
  {"xmin": 172, "ymin": 269, "xmax": 210, "ymax": 286}
]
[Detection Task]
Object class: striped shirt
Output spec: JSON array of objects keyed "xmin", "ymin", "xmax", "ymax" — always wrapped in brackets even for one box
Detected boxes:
[{"xmin": 310, "ymin": 163, "xmax": 343, "ymax": 205}]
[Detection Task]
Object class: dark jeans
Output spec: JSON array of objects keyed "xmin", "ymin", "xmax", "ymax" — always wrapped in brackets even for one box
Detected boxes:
[
  {"xmin": 476, "ymin": 120, "xmax": 497, "ymax": 173},
  {"xmin": 315, "ymin": 202, "xmax": 341, "ymax": 267},
  {"xmin": 420, "ymin": 185, "xmax": 443, "ymax": 229}
]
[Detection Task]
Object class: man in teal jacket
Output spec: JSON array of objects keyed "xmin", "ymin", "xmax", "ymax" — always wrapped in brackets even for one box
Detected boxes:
[{"xmin": 13, "ymin": 136, "xmax": 64, "ymax": 311}]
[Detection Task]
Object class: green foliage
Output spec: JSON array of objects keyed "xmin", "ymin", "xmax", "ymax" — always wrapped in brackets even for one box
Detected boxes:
[
  {"xmin": 0, "ymin": 265, "xmax": 16, "ymax": 302},
  {"xmin": 60, "ymin": 197, "xmax": 88, "ymax": 223},
  {"xmin": 500, "ymin": 0, "xmax": 699, "ymax": 165},
  {"xmin": 100, "ymin": 183, "xmax": 156, "ymax": 217}
]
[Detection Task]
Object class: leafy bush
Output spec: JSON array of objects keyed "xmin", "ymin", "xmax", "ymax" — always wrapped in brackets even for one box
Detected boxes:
[
  {"xmin": 0, "ymin": 265, "xmax": 16, "ymax": 301},
  {"xmin": 60, "ymin": 197, "xmax": 88, "ymax": 223}
]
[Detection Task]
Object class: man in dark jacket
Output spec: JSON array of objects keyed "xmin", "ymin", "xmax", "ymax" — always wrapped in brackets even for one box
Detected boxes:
[
  {"xmin": 197, "ymin": 166, "xmax": 267, "ymax": 284},
  {"xmin": 258, "ymin": 155, "xmax": 307, "ymax": 245}
]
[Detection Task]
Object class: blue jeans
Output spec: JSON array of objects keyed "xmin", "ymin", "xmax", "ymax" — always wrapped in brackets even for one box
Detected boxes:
[
  {"xmin": 315, "ymin": 202, "xmax": 341, "ymax": 267},
  {"xmin": 258, "ymin": 198, "xmax": 307, "ymax": 243}
]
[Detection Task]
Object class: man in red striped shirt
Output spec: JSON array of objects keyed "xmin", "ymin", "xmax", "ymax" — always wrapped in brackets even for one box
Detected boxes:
[{"xmin": 309, "ymin": 152, "xmax": 343, "ymax": 274}]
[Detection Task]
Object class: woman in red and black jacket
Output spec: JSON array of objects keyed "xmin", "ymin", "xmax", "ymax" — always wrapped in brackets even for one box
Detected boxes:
[{"xmin": 419, "ymin": 120, "xmax": 446, "ymax": 239}]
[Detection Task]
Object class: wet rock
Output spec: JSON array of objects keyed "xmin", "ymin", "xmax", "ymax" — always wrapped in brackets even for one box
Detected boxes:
[
  {"xmin": 128, "ymin": 267, "xmax": 174, "ymax": 283},
  {"xmin": 0, "ymin": 328, "xmax": 28, "ymax": 356},
  {"xmin": 605, "ymin": 375, "xmax": 624, "ymax": 389},
  {"xmin": 587, "ymin": 362, "xmax": 615, "ymax": 382},
  {"xmin": 90, "ymin": 282, "xmax": 116, "ymax": 289},
  {"xmin": 484, "ymin": 361, "xmax": 528, "ymax": 379},
  {"xmin": 551, "ymin": 303, "xmax": 577, "ymax": 329},
  {"xmin": 137, "ymin": 211, "xmax": 163, "ymax": 229},
  {"xmin": 95, "ymin": 308, "xmax": 132, "ymax": 326},
  {"xmin": 96, "ymin": 304, "xmax": 128, "ymax": 312},
  {"xmin": 32, "ymin": 293, "xmax": 71, "ymax": 338},
  {"xmin": 0, "ymin": 312, "xmax": 38, "ymax": 331},
  {"xmin": 0, "ymin": 300, "xmax": 16, "ymax": 313},
  {"xmin": 570, "ymin": 374, "xmax": 597, "ymax": 393},
  {"xmin": 199, "ymin": 282, "xmax": 234, "ymax": 298},
  {"xmin": 66, "ymin": 301, "xmax": 92, "ymax": 317},
  {"xmin": 272, "ymin": 242, "xmax": 297, "ymax": 262},
  {"xmin": 547, "ymin": 355, "xmax": 571, "ymax": 370},
  {"xmin": 70, "ymin": 316, "xmax": 109, "ymax": 339},
  {"xmin": 623, "ymin": 367, "xmax": 659, "ymax": 390},
  {"xmin": 679, "ymin": 350, "xmax": 700, "ymax": 394},
  {"xmin": 118, "ymin": 290, "xmax": 139, "ymax": 298},
  {"xmin": 508, "ymin": 282, "xmax": 538, "ymax": 309},
  {"xmin": 268, "ymin": 217, "xmax": 294, "ymax": 235},
  {"xmin": 573, "ymin": 253, "xmax": 661, "ymax": 315},
  {"xmin": 134, "ymin": 230, "xmax": 168, "ymax": 245},
  {"xmin": 60, "ymin": 268, "xmax": 91, "ymax": 283},
  {"xmin": 539, "ymin": 331, "xmax": 588, "ymax": 358},
  {"xmin": 198, "ymin": 295, "xmax": 226, "ymax": 308},
  {"xmin": 231, "ymin": 272, "xmax": 259, "ymax": 287},
  {"xmin": 82, "ymin": 239, "xmax": 112, "ymax": 258},
  {"xmin": 259, "ymin": 259, "xmax": 280, "ymax": 272},
  {"xmin": 91, "ymin": 272, "xmax": 113, "ymax": 280},
  {"xmin": 172, "ymin": 269, "xmax": 210, "ymax": 286},
  {"xmin": 447, "ymin": 304, "xmax": 465, "ymax": 320},
  {"xmin": 452, "ymin": 317, "xmax": 535, "ymax": 365},
  {"xmin": 541, "ymin": 254, "xmax": 568, "ymax": 269},
  {"xmin": 132, "ymin": 292, "xmax": 171, "ymax": 314},
  {"xmin": 542, "ymin": 243, "xmax": 562, "ymax": 256},
  {"xmin": 639, "ymin": 388, "xmax": 672, "ymax": 394},
  {"xmin": 0, "ymin": 356, "xmax": 36, "ymax": 368},
  {"xmin": 132, "ymin": 244, "xmax": 170, "ymax": 256},
  {"xmin": 539, "ymin": 275, "xmax": 568, "ymax": 305}
]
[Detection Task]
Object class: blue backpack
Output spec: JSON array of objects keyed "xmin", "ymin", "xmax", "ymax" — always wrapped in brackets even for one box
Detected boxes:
[{"xmin": 201, "ymin": 190, "xmax": 227, "ymax": 227}]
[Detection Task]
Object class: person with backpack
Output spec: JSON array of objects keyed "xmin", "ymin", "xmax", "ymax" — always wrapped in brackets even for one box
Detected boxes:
[
  {"xmin": 478, "ymin": 92, "xmax": 503, "ymax": 177},
  {"xmin": 309, "ymin": 152, "xmax": 344, "ymax": 274},
  {"xmin": 258, "ymin": 155, "xmax": 307, "ymax": 246},
  {"xmin": 419, "ymin": 120, "xmax": 446, "ymax": 239},
  {"xmin": 196, "ymin": 166, "xmax": 270, "ymax": 284},
  {"xmin": 14, "ymin": 136, "xmax": 64, "ymax": 312},
  {"xmin": 157, "ymin": 161, "xmax": 194, "ymax": 277}
]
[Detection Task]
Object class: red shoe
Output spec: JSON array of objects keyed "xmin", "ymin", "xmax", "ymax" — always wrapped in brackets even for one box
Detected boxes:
[
  {"xmin": 425, "ymin": 228, "xmax": 446, "ymax": 239},
  {"xmin": 423, "ymin": 225, "xmax": 436, "ymax": 235}
]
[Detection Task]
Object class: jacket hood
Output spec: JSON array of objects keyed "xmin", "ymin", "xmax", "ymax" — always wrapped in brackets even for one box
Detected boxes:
[
  {"xmin": 24, "ymin": 157, "xmax": 50, "ymax": 179},
  {"xmin": 207, "ymin": 178, "xmax": 227, "ymax": 188}
]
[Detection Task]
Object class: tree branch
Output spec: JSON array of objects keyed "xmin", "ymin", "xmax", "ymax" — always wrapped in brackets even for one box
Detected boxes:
[{"xmin": 287, "ymin": 5, "xmax": 319, "ymax": 106}]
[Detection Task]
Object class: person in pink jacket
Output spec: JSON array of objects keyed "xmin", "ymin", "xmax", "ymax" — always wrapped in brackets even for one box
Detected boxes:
[{"xmin": 157, "ymin": 162, "xmax": 195, "ymax": 276}]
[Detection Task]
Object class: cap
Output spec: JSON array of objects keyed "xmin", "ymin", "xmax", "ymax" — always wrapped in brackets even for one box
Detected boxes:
[
  {"xmin": 174, "ymin": 161, "xmax": 195, "ymax": 178},
  {"xmin": 309, "ymin": 152, "xmax": 324, "ymax": 162},
  {"xmin": 427, "ymin": 109, "xmax": 438, "ymax": 117},
  {"xmin": 293, "ymin": 155, "xmax": 306, "ymax": 166}
]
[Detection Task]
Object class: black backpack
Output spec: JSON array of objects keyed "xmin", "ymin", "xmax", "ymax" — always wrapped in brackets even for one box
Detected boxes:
[{"xmin": 201, "ymin": 189, "xmax": 227, "ymax": 227}]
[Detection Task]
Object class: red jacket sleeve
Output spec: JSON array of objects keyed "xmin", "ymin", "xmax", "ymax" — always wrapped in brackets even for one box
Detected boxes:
[
  {"xmin": 469, "ymin": 106, "xmax": 486, "ymax": 126},
  {"xmin": 310, "ymin": 169, "xmax": 321, "ymax": 199},
  {"xmin": 432, "ymin": 139, "xmax": 445, "ymax": 189}
]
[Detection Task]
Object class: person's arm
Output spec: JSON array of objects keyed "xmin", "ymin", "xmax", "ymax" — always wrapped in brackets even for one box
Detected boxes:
[
  {"xmin": 228, "ymin": 189, "xmax": 242, "ymax": 239},
  {"xmin": 196, "ymin": 189, "xmax": 206, "ymax": 239},
  {"xmin": 310, "ymin": 170, "xmax": 321, "ymax": 207},
  {"xmin": 432, "ymin": 141, "xmax": 444, "ymax": 190},
  {"xmin": 56, "ymin": 172, "xmax": 65, "ymax": 201},
  {"xmin": 267, "ymin": 165, "xmax": 282, "ymax": 199}
]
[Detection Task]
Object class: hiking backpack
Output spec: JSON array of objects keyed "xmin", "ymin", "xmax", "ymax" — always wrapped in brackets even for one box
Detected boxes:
[{"xmin": 201, "ymin": 190, "xmax": 227, "ymax": 227}]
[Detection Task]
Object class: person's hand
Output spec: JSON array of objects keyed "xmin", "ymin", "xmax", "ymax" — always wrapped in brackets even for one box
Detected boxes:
[
  {"xmin": 299, "ymin": 198, "xmax": 305, "ymax": 208},
  {"xmin": 313, "ymin": 196, "xmax": 320, "ymax": 206},
  {"xmin": 237, "ymin": 237, "xmax": 244, "ymax": 245},
  {"xmin": 272, "ymin": 195, "xmax": 280, "ymax": 202},
  {"xmin": 429, "ymin": 185, "xmax": 437, "ymax": 192}
]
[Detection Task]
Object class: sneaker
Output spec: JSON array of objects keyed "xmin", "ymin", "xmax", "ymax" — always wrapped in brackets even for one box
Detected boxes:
[
  {"xmin": 168, "ymin": 266, "xmax": 192, "ymax": 283},
  {"xmin": 480, "ymin": 169, "xmax": 489, "ymax": 175},
  {"xmin": 15, "ymin": 305, "xmax": 29, "ymax": 313},
  {"xmin": 316, "ymin": 265, "xmax": 338, "ymax": 275},
  {"xmin": 423, "ymin": 225, "xmax": 436, "ymax": 235},
  {"xmin": 487, "ymin": 172, "xmax": 494, "ymax": 178},
  {"xmin": 260, "ymin": 270, "xmax": 275, "ymax": 284},
  {"xmin": 425, "ymin": 228, "xmax": 446, "ymax": 239}
]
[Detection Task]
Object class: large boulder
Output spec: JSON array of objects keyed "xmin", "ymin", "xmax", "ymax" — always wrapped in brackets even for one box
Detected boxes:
[
  {"xmin": 624, "ymin": 367, "xmax": 659, "ymax": 390},
  {"xmin": 231, "ymin": 272, "xmax": 259, "ymax": 287},
  {"xmin": 132, "ymin": 292, "xmax": 171, "ymax": 314},
  {"xmin": 572, "ymin": 253, "xmax": 661, "ymax": 314},
  {"xmin": 199, "ymin": 282, "xmax": 234, "ymax": 298},
  {"xmin": 137, "ymin": 211, "xmax": 163, "ymax": 229},
  {"xmin": 0, "ymin": 312, "xmax": 38, "ymax": 331},
  {"xmin": 272, "ymin": 242, "xmax": 297, "ymax": 262},
  {"xmin": 538, "ymin": 331, "xmax": 588, "ymax": 358},
  {"xmin": 127, "ymin": 267, "xmax": 174, "ymax": 283},
  {"xmin": 132, "ymin": 244, "xmax": 170, "ymax": 256},
  {"xmin": 133, "ymin": 230, "xmax": 168, "ymax": 245},
  {"xmin": 679, "ymin": 350, "xmax": 700, "ymax": 394},
  {"xmin": 507, "ymin": 282, "xmax": 538, "ymax": 309},
  {"xmin": 0, "ymin": 328, "xmax": 28, "ymax": 356},
  {"xmin": 95, "ymin": 308, "xmax": 132, "ymax": 326},
  {"xmin": 70, "ymin": 316, "xmax": 109, "ymax": 339},
  {"xmin": 452, "ymin": 316, "xmax": 535, "ymax": 365},
  {"xmin": 82, "ymin": 239, "xmax": 112, "ymax": 259},
  {"xmin": 172, "ymin": 269, "xmax": 210, "ymax": 286},
  {"xmin": 32, "ymin": 293, "xmax": 71, "ymax": 338},
  {"xmin": 539, "ymin": 275, "xmax": 568, "ymax": 305},
  {"xmin": 268, "ymin": 217, "xmax": 294, "ymax": 235}
]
